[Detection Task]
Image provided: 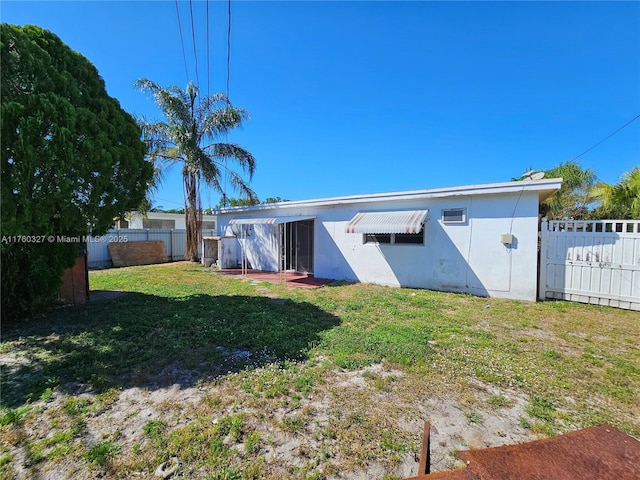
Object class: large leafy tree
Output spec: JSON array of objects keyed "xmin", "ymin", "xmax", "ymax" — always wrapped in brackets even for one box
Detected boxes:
[
  {"xmin": 1, "ymin": 24, "xmax": 152, "ymax": 321},
  {"xmin": 135, "ymin": 79, "xmax": 256, "ymax": 261},
  {"xmin": 540, "ymin": 161, "xmax": 597, "ymax": 220},
  {"xmin": 591, "ymin": 166, "xmax": 640, "ymax": 219}
]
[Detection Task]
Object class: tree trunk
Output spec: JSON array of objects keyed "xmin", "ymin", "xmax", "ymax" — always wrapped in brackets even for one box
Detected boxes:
[{"xmin": 184, "ymin": 170, "xmax": 202, "ymax": 262}]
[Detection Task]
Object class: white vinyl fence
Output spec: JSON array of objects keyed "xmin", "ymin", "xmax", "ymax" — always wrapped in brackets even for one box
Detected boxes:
[
  {"xmin": 87, "ymin": 229, "xmax": 216, "ymax": 268},
  {"xmin": 539, "ymin": 220, "xmax": 640, "ymax": 310}
]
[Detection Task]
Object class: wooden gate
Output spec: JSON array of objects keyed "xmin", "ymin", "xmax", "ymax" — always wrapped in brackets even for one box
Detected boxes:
[{"xmin": 539, "ymin": 219, "xmax": 640, "ymax": 310}]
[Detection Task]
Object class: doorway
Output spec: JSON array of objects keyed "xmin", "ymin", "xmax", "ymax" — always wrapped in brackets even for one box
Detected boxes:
[{"xmin": 280, "ymin": 219, "xmax": 314, "ymax": 274}]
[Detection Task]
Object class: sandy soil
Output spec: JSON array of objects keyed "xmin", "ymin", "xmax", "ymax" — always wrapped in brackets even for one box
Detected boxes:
[{"xmin": 5, "ymin": 360, "xmax": 537, "ymax": 480}]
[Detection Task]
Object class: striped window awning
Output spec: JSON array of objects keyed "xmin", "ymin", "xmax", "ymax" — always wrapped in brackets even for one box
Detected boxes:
[
  {"xmin": 229, "ymin": 216, "xmax": 315, "ymax": 225},
  {"xmin": 345, "ymin": 210, "xmax": 428, "ymax": 234}
]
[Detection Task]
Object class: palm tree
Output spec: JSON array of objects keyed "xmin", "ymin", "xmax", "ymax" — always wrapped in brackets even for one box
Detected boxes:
[
  {"xmin": 136, "ymin": 79, "xmax": 256, "ymax": 261},
  {"xmin": 540, "ymin": 161, "xmax": 597, "ymax": 220},
  {"xmin": 591, "ymin": 166, "xmax": 640, "ymax": 219}
]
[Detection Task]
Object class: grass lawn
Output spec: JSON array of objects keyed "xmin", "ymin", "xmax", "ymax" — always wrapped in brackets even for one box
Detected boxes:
[{"xmin": 1, "ymin": 262, "xmax": 638, "ymax": 479}]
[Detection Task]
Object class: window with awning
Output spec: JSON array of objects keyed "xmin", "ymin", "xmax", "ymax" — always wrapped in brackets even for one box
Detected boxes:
[
  {"xmin": 346, "ymin": 210, "xmax": 428, "ymax": 245},
  {"xmin": 345, "ymin": 210, "xmax": 428, "ymax": 234}
]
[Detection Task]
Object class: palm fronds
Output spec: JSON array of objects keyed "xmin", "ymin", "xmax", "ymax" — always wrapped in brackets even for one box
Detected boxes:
[
  {"xmin": 592, "ymin": 166, "xmax": 640, "ymax": 219},
  {"xmin": 135, "ymin": 78, "xmax": 256, "ymax": 259}
]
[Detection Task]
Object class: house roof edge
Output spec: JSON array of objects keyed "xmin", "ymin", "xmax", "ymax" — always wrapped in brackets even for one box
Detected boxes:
[{"xmin": 214, "ymin": 178, "xmax": 563, "ymax": 214}]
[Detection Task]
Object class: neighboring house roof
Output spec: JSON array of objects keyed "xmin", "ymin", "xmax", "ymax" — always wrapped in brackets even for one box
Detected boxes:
[
  {"xmin": 130, "ymin": 211, "xmax": 217, "ymax": 220},
  {"xmin": 214, "ymin": 178, "xmax": 563, "ymax": 214}
]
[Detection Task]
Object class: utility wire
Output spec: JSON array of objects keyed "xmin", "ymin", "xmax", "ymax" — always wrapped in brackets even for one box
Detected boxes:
[
  {"xmin": 570, "ymin": 114, "xmax": 640, "ymax": 162},
  {"xmin": 189, "ymin": 0, "xmax": 200, "ymax": 88},
  {"xmin": 155, "ymin": 197, "xmax": 185, "ymax": 206},
  {"xmin": 223, "ymin": 0, "xmax": 232, "ymax": 207},
  {"xmin": 226, "ymin": 0, "xmax": 232, "ymax": 103},
  {"xmin": 174, "ymin": 0, "xmax": 190, "ymax": 83},
  {"xmin": 206, "ymin": 0, "xmax": 210, "ymax": 97}
]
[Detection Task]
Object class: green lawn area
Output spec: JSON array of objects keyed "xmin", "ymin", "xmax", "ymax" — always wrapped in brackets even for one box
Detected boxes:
[{"xmin": 1, "ymin": 262, "xmax": 638, "ymax": 479}]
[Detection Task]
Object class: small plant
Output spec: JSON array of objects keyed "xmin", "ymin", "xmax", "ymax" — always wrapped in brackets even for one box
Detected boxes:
[
  {"xmin": 487, "ymin": 394, "xmax": 513, "ymax": 408},
  {"xmin": 518, "ymin": 416, "xmax": 532, "ymax": 429},
  {"xmin": 463, "ymin": 410, "xmax": 483, "ymax": 425},
  {"xmin": 242, "ymin": 458, "xmax": 266, "ymax": 479},
  {"xmin": 0, "ymin": 453, "xmax": 12, "ymax": 475},
  {"xmin": 245, "ymin": 431, "xmax": 261, "ymax": 454},
  {"xmin": 319, "ymin": 445, "xmax": 332, "ymax": 462},
  {"xmin": 293, "ymin": 372, "xmax": 315, "ymax": 396},
  {"xmin": 347, "ymin": 411, "xmax": 367, "ymax": 425},
  {"xmin": 85, "ymin": 441, "xmax": 120, "ymax": 465},
  {"xmin": 381, "ymin": 429, "xmax": 410, "ymax": 454},
  {"xmin": 207, "ymin": 466, "xmax": 242, "ymax": 480},
  {"xmin": 542, "ymin": 350, "xmax": 562, "ymax": 360},
  {"xmin": 281, "ymin": 414, "xmax": 306, "ymax": 434},
  {"xmin": 526, "ymin": 396, "xmax": 555, "ymax": 421},
  {"xmin": 531, "ymin": 421, "xmax": 556, "ymax": 436},
  {"xmin": 39, "ymin": 387, "xmax": 54, "ymax": 402},
  {"xmin": 0, "ymin": 405, "xmax": 31, "ymax": 426},
  {"xmin": 63, "ymin": 396, "xmax": 91, "ymax": 417},
  {"xmin": 143, "ymin": 419, "xmax": 167, "ymax": 441},
  {"xmin": 217, "ymin": 414, "xmax": 245, "ymax": 441},
  {"xmin": 38, "ymin": 429, "xmax": 76, "ymax": 461}
]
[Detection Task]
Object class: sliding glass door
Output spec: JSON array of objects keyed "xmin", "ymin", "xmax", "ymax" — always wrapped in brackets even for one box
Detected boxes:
[{"xmin": 280, "ymin": 220, "xmax": 314, "ymax": 273}]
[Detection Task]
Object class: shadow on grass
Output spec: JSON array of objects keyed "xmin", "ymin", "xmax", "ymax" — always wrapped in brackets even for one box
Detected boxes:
[{"xmin": 1, "ymin": 292, "xmax": 341, "ymax": 407}]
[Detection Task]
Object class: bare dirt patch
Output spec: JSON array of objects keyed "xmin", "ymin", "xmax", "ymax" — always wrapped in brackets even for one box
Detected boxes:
[{"xmin": 2, "ymin": 360, "xmax": 540, "ymax": 480}]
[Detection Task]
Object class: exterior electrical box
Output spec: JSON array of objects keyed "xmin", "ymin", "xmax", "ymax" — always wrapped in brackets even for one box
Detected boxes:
[{"xmin": 501, "ymin": 233, "xmax": 514, "ymax": 245}]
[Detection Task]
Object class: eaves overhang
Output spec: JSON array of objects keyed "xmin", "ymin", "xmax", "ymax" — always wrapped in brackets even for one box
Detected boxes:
[{"xmin": 214, "ymin": 178, "xmax": 563, "ymax": 215}]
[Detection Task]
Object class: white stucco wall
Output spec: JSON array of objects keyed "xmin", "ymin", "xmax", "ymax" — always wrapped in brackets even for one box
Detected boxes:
[
  {"xmin": 215, "ymin": 181, "xmax": 558, "ymax": 302},
  {"xmin": 311, "ymin": 193, "xmax": 538, "ymax": 301},
  {"xmin": 238, "ymin": 224, "xmax": 280, "ymax": 271}
]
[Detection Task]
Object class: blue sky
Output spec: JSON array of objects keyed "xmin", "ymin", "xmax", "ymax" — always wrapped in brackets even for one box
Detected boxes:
[{"xmin": 3, "ymin": 1, "xmax": 639, "ymax": 210}]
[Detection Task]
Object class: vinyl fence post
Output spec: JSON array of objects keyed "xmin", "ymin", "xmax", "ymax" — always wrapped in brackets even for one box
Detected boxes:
[
  {"xmin": 170, "ymin": 229, "xmax": 174, "ymax": 261},
  {"xmin": 538, "ymin": 219, "xmax": 548, "ymax": 301}
]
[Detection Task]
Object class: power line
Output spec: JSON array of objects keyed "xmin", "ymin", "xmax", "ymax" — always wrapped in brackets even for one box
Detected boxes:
[
  {"xmin": 226, "ymin": 0, "xmax": 232, "ymax": 102},
  {"xmin": 206, "ymin": 0, "xmax": 210, "ymax": 97},
  {"xmin": 223, "ymin": 0, "xmax": 232, "ymax": 206},
  {"xmin": 189, "ymin": 0, "xmax": 200, "ymax": 88},
  {"xmin": 174, "ymin": 0, "xmax": 190, "ymax": 83},
  {"xmin": 570, "ymin": 114, "xmax": 640, "ymax": 162},
  {"xmin": 154, "ymin": 197, "xmax": 184, "ymax": 206}
]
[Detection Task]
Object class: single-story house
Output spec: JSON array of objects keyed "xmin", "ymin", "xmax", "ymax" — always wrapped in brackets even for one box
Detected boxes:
[
  {"xmin": 212, "ymin": 178, "xmax": 562, "ymax": 302},
  {"xmin": 117, "ymin": 211, "xmax": 217, "ymax": 230}
]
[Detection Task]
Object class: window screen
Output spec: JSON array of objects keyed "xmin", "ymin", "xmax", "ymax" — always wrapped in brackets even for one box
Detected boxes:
[
  {"xmin": 363, "ymin": 229, "xmax": 424, "ymax": 245},
  {"xmin": 364, "ymin": 233, "xmax": 391, "ymax": 244},
  {"xmin": 442, "ymin": 208, "xmax": 466, "ymax": 224},
  {"xmin": 202, "ymin": 221, "xmax": 216, "ymax": 230},
  {"xmin": 143, "ymin": 219, "xmax": 176, "ymax": 229},
  {"xmin": 394, "ymin": 229, "xmax": 424, "ymax": 244}
]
